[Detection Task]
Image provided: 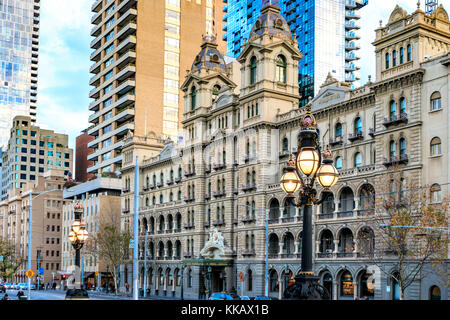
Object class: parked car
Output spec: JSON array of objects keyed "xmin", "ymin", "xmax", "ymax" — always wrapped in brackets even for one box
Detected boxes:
[
  {"xmin": 1, "ymin": 283, "xmax": 6, "ymax": 293},
  {"xmin": 12, "ymin": 283, "xmax": 19, "ymax": 290},
  {"xmin": 254, "ymin": 296, "xmax": 271, "ymax": 300},
  {"xmin": 18, "ymin": 283, "xmax": 27, "ymax": 290},
  {"xmin": 240, "ymin": 296, "xmax": 251, "ymax": 300},
  {"xmin": 4, "ymin": 283, "xmax": 12, "ymax": 289},
  {"xmin": 30, "ymin": 283, "xmax": 37, "ymax": 290},
  {"xmin": 209, "ymin": 292, "xmax": 234, "ymax": 300}
]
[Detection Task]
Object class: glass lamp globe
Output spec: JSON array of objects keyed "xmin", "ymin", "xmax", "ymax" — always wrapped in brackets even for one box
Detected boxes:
[
  {"xmin": 297, "ymin": 147, "xmax": 320, "ymax": 177},
  {"xmin": 72, "ymin": 220, "xmax": 81, "ymax": 233},
  {"xmin": 68, "ymin": 231, "xmax": 77, "ymax": 243},
  {"xmin": 77, "ymin": 229, "xmax": 89, "ymax": 242},
  {"xmin": 280, "ymin": 170, "xmax": 301, "ymax": 194},
  {"xmin": 317, "ymin": 163, "xmax": 339, "ymax": 188}
]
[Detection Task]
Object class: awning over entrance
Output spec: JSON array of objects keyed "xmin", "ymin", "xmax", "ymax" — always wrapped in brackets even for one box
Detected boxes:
[{"xmin": 183, "ymin": 258, "xmax": 234, "ymax": 267}]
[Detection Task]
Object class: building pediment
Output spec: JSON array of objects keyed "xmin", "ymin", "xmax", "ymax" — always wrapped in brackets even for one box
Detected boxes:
[
  {"xmin": 311, "ymin": 86, "xmax": 348, "ymax": 111},
  {"xmin": 180, "ymin": 72, "xmax": 236, "ymax": 92}
]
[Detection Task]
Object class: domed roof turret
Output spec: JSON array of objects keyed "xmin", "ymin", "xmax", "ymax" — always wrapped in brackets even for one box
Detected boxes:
[
  {"xmin": 191, "ymin": 35, "xmax": 227, "ymax": 72},
  {"xmin": 248, "ymin": 2, "xmax": 292, "ymax": 41}
]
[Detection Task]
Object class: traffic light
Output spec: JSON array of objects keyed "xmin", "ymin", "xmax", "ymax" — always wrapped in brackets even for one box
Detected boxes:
[{"xmin": 61, "ymin": 274, "xmax": 67, "ymax": 280}]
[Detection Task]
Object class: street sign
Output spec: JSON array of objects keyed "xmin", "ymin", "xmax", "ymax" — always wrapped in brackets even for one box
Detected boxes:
[
  {"xmin": 38, "ymin": 268, "xmax": 44, "ymax": 275},
  {"xmin": 26, "ymin": 269, "xmax": 34, "ymax": 279},
  {"xmin": 239, "ymin": 272, "xmax": 244, "ymax": 282},
  {"xmin": 129, "ymin": 239, "xmax": 134, "ymax": 249},
  {"xmin": 95, "ymin": 272, "xmax": 98, "ymax": 277}
]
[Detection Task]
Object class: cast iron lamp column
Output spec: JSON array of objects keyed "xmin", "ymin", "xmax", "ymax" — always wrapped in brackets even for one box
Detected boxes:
[
  {"xmin": 66, "ymin": 202, "xmax": 89, "ymax": 299},
  {"xmin": 280, "ymin": 105, "xmax": 338, "ymax": 300}
]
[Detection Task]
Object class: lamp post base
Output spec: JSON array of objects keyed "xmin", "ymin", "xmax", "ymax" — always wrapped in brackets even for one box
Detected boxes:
[{"xmin": 283, "ymin": 274, "xmax": 329, "ymax": 300}]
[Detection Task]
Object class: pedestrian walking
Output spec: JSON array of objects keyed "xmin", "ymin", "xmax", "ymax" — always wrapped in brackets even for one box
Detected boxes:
[
  {"xmin": 52, "ymin": 282, "xmax": 56, "ymax": 290},
  {"xmin": 2, "ymin": 294, "xmax": 10, "ymax": 300},
  {"xmin": 125, "ymin": 282, "xmax": 129, "ymax": 293}
]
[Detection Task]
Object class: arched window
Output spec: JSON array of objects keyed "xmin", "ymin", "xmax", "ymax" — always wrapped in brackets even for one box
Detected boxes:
[
  {"xmin": 431, "ymin": 184, "xmax": 441, "ymax": 203},
  {"xmin": 169, "ymin": 192, "xmax": 173, "ymax": 202},
  {"xmin": 269, "ymin": 270, "xmax": 278, "ymax": 292},
  {"xmin": 354, "ymin": 117, "xmax": 362, "ymax": 133},
  {"xmin": 247, "ymin": 269, "xmax": 253, "ymax": 291},
  {"xmin": 276, "ymin": 55, "xmax": 287, "ymax": 83},
  {"xmin": 399, "ymin": 138, "xmax": 406, "ymax": 156},
  {"xmin": 385, "ymin": 52, "xmax": 390, "ymax": 69},
  {"xmin": 152, "ymin": 196, "xmax": 156, "ymax": 205},
  {"xmin": 390, "ymin": 140, "xmax": 396, "ymax": 158},
  {"xmin": 407, "ymin": 44, "xmax": 412, "ymax": 61},
  {"xmin": 250, "ymin": 56, "xmax": 257, "ymax": 85},
  {"xmin": 177, "ymin": 190, "xmax": 182, "ymax": 200},
  {"xmin": 335, "ymin": 123, "xmax": 342, "ymax": 138},
  {"xmin": 429, "ymin": 286, "xmax": 441, "ymax": 300},
  {"xmin": 399, "ymin": 47, "xmax": 404, "ymax": 64},
  {"xmin": 354, "ymin": 152, "xmax": 362, "ymax": 167},
  {"xmin": 400, "ymin": 98, "xmax": 406, "ymax": 115},
  {"xmin": 335, "ymin": 156, "xmax": 342, "ymax": 169},
  {"xmin": 430, "ymin": 137, "xmax": 441, "ymax": 156},
  {"xmin": 282, "ymin": 137, "xmax": 289, "ymax": 151},
  {"xmin": 392, "ymin": 50, "xmax": 397, "ymax": 67},
  {"xmin": 390, "ymin": 100, "xmax": 397, "ymax": 120},
  {"xmin": 340, "ymin": 271, "xmax": 354, "ymax": 297},
  {"xmin": 159, "ymin": 194, "xmax": 163, "ymax": 204},
  {"xmin": 212, "ymin": 85, "xmax": 220, "ymax": 99},
  {"xmin": 191, "ymin": 86, "xmax": 196, "ymax": 110},
  {"xmin": 430, "ymin": 92, "xmax": 442, "ymax": 111}
]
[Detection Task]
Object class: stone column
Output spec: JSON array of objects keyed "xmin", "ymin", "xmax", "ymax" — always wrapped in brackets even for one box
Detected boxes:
[
  {"xmin": 278, "ymin": 275, "xmax": 283, "ymax": 300},
  {"xmin": 354, "ymin": 199, "xmax": 360, "ymax": 216},
  {"xmin": 353, "ymin": 281, "xmax": 358, "ymax": 300},
  {"xmin": 315, "ymin": 240, "xmax": 321, "ymax": 255},
  {"xmin": 294, "ymin": 207, "xmax": 299, "ymax": 218},
  {"xmin": 279, "ymin": 243, "xmax": 284, "ymax": 255},
  {"xmin": 333, "ymin": 280, "xmax": 338, "ymax": 300},
  {"xmin": 293, "ymin": 241, "xmax": 299, "ymax": 254}
]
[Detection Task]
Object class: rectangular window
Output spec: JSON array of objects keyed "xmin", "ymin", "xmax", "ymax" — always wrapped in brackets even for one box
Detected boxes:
[
  {"xmin": 39, "ymin": 158, "xmax": 44, "ymax": 164},
  {"xmin": 106, "ymin": 17, "xmax": 114, "ymax": 28},
  {"xmin": 164, "ymin": 65, "xmax": 178, "ymax": 77},
  {"xmin": 39, "ymin": 150, "xmax": 44, "ymax": 156},
  {"xmin": 22, "ymin": 139, "xmax": 27, "ymax": 144},
  {"xmin": 105, "ymin": 44, "xmax": 114, "ymax": 55},
  {"xmin": 165, "ymin": 23, "xmax": 180, "ymax": 35},
  {"xmin": 22, "ymin": 130, "xmax": 27, "ymax": 135},
  {"xmin": 105, "ymin": 71, "xmax": 113, "ymax": 81},
  {"xmin": 47, "ymin": 160, "xmax": 53, "ymax": 165},
  {"xmin": 103, "ymin": 124, "xmax": 112, "ymax": 134},
  {"xmin": 165, "ymin": 37, "xmax": 179, "ymax": 49},
  {"xmin": 164, "ymin": 92, "xmax": 178, "ymax": 104},
  {"xmin": 104, "ymin": 97, "xmax": 113, "ymax": 107},
  {"xmin": 48, "ymin": 151, "xmax": 54, "ymax": 157},
  {"xmin": 21, "ymin": 147, "xmax": 27, "ymax": 153},
  {"xmin": 56, "ymin": 152, "xmax": 61, "ymax": 158},
  {"xmin": 48, "ymin": 142, "xmax": 54, "ymax": 148},
  {"xmin": 165, "ymin": 9, "xmax": 180, "ymax": 21},
  {"xmin": 65, "ymin": 153, "xmax": 70, "ymax": 159},
  {"xmin": 31, "ymin": 140, "xmax": 36, "ymax": 145},
  {"xmin": 105, "ymin": 57, "xmax": 114, "ymax": 68},
  {"xmin": 104, "ymin": 111, "xmax": 113, "ymax": 120},
  {"xmin": 39, "ymin": 141, "xmax": 44, "ymax": 147},
  {"xmin": 164, "ymin": 79, "xmax": 179, "ymax": 90},
  {"xmin": 105, "ymin": 30, "xmax": 114, "ymax": 42},
  {"xmin": 106, "ymin": 4, "xmax": 115, "ymax": 15},
  {"xmin": 104, "ymin": 84, "xmax": 113, "ymax": 94},
  {"xmin": 31, "ymin": 131, "xmax": 36, "ymax": 137}
]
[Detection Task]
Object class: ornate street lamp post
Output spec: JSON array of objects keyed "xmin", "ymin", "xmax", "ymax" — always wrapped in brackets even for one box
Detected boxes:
[
  {"xmin": 280, "ymin": 105, "xmax": 338, "ymax": 300},
  {"xmin": 66, "ymin": 202, "xmax": 89, "ymax": 300}
]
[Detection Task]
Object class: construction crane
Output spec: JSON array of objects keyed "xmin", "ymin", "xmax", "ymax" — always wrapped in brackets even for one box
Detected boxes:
[{"xmin": 425, "ymin": 0, "xmax": 439, "ymax": 15}]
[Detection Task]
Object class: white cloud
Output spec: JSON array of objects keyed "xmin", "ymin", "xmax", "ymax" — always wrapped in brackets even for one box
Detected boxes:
[{"xmin": 37, "ymin": 0, "xmax": 93, "ymax": 149}]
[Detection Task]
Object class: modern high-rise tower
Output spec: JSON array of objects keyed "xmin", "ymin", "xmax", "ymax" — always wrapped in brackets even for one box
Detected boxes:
[
  {"xmin": 0, "ymin": 0, "xmax": 40, "ymax": 148},
  {"xmin": 87, "ymin": 0, "xmax": 225, "ymax": 175},
  {"xmin": 223, "ymin": 0, "xmax": 368, "ymax": 106}
]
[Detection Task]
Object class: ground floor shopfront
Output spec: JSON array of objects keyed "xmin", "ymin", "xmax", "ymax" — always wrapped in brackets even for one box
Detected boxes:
[{"xmin": 119, "ymin": 260, "xmax": 448, "ymax": 300}]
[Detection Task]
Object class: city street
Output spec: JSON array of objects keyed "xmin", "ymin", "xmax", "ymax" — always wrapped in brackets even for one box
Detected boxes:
[{"xmin": 1, "ymin": 289, "xmax": 176, "ymax": 300}]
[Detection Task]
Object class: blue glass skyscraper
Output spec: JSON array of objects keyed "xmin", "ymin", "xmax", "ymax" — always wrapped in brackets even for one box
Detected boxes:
[
  {"xmin": 0, "ymin": 0, "xmax": 40, "ymax": 147},
  {"xmin": 223, "ymin": 0, "xmax": 368, "ymax": 106}
]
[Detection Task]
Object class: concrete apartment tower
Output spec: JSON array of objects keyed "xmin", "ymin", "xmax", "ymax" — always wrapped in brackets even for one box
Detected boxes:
[
  {"xmin": 0, "ymin": 0, "xmax": 40, "ymax": 148},
  {"xmin": 1, "ymin": 115, "xmax": 73, "ymax": 201},
  {"xmin": 87, "ymin": 0, "xmax": 225, "ymax": 175}
]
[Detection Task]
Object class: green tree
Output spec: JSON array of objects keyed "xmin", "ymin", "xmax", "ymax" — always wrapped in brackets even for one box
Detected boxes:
[
  {"xmin": 85, "ymin": 212, "xmax": 131, "ymax": 296},
  {"xmin": 0, "ymin": 238, "xmax": 23, "ymax": 281},
  {"xmin": 364, "ymin": 172, "xmax": 449, "ymax": 300}
]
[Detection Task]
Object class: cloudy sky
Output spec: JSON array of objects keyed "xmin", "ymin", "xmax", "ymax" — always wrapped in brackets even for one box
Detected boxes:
[{"xmin": 36, "ymin": 0, "xmax": 447, "ymax": 149}]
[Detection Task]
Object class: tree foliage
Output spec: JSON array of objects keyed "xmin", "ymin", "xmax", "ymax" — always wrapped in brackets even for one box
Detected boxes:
[
  {"xmin": 0, "ymin": 238, "xmax": 23, "ymax": 281},
  {"xmin": 364, "ymin": 171, "xmax": 449, "ymax": 299},
  {"xmin": 85, "ymin": 206, "xmax": 131, "ymax": 295}
]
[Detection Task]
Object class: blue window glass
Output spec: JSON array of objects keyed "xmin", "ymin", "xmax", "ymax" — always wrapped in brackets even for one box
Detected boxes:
[{"xmin": 48, "ymin": 142, "xmax": 54, "ymax": 148}]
